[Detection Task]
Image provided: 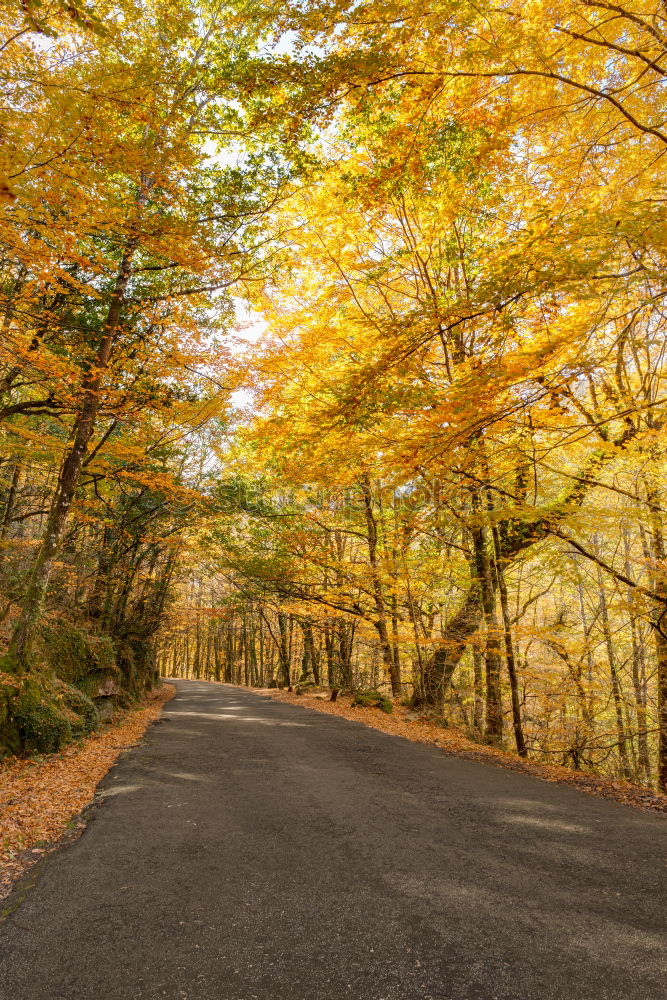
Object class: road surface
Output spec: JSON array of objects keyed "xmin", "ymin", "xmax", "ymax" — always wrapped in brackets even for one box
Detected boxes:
[{"xmin": 1, "ymin": 678, "xmax": 665, "ymax": 999}]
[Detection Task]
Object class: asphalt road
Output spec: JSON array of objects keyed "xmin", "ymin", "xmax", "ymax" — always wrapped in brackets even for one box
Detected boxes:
[{"xmin": 1, "ymin": 679, "xmax": 665, "ymax": 1000}]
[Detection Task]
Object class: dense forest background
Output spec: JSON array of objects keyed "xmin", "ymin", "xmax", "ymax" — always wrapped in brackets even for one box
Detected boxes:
[{"xmin": 1, "ymin": 0, "xmax": 666, "ymax": 791}]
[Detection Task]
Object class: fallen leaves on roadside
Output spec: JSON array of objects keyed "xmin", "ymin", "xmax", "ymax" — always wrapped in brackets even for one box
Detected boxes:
[
  {"xmin": 0, "ymin": 684, "xmax": 175, "ymax": 900},
  {"xmin": 259, "ymin": 688, "xmax": 667, "ymax": 814}
]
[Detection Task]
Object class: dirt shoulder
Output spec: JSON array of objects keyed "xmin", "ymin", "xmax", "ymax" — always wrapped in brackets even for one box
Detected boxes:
[
  {"xmin": 255, "ymin": 686, "xmax": 667, "ymax": 814},
  {"xmin": 0, "ymin": 683, "xmax": 175, "ymax": 900}
]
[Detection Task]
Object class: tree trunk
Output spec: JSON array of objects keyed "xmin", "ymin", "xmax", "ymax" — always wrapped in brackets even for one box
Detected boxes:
[
  {"xmin": 8, "ymin": 237, "xmax": 141, "ymax": 668},
  {"xmin": 472, "ymin": 644, "xmax": 484, "ymax": 731},
  {"xmin": 300, "ymin": 621, "xmax": 319, "ymax": 684},
  {"xmin": 278, "ymin": 612, "xmax": 291, "ymax": 688},
  {"xmin": 337, "ymin": 622, "xmax": 354, "ymax": 690},
  {"xmin": 0, "ymin": 459, "xmax": 20, "ymax": 542},
  {"xmin": 421, "ymin": 586, "xmax": 483, "ymax": 710},
  {"xmin": 214, "ymin": 630, "xmax": 222, "ymax": 683},
  {"xmin": 596, "ymin": 564, "xmax": 632, "ymax": 780},
  {"xmin": 471, "ymin": 522, "xmax": 503, "ymax": 745},
  {"xmin": 492, "ymin": 525, "xmax": 526, "ymax": 756},
  {"xmin": 324, "ymin": 625, "xmax": 336, "ymax": 687},
  {"xmin": 623, "ymin": 526, "xmax": 651, "ymax": 782},
  {"xmin": 402, "ymin": 448, "xmax": 622, "ymax": 711},
  {"xmin": 361, "ymin": 475, "xmax": 401, "ymax": 695},
  {"xmin": 645, "ymin": 480, "xmax": 667, "ymax": 791}
]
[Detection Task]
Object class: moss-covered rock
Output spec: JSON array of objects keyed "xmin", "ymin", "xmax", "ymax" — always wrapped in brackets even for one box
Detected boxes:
[
  {"xmin": 116, "ymin": 637, "xmax": 157, "ymax": 700},
  {"xmin": 13, "ymin": 678, "xmax": 73, "ymax": 754},
  {"xmin": 39, "ymin": 621, "xmax": 119, "ymax": 699},
  {"xmin": 94, "ymin": 696, "xmax": 115, "ymax": 723},
  {"xmin": 1, "ymin": 675, "xmax": 99, "ymax": 756},
  {"xmin": 0, "ymin": 670, "xmax": 21, "ymax": 756},
  {"xmin": 56, "ymin": 680, "xmax": 98, "ymax": 737},
  {"xmin": 0, "ymin": 617, "xmax": 159, "ymax": 757},
  {"xmin": 352, "ymin": 689, "xmax": 393, "ymax": 714}
]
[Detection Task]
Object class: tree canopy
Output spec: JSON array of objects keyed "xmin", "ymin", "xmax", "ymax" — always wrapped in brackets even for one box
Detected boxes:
[{"xmin": 1, "ymin": 0, "xmax": 665, "ymax": 792}]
